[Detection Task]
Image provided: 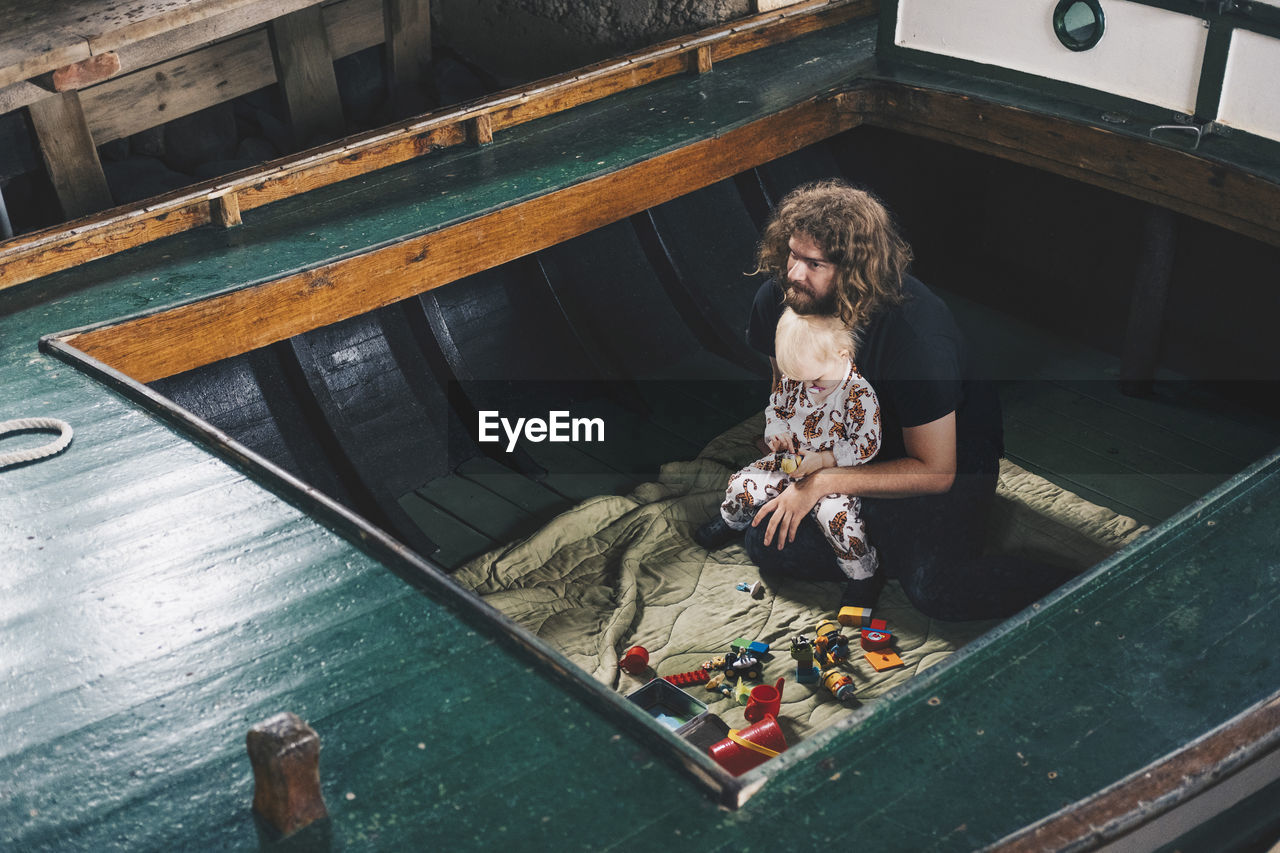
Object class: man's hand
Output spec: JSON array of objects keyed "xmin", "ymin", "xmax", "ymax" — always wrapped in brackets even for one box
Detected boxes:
[{"xmin": 751, "ymin": 475, "xmax": 823, "ymax": 549}]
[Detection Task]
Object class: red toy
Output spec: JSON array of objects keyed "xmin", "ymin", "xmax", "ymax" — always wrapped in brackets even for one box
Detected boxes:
[
  {"xmin": 860, "ymin": 629, "xmax": 893, "ymax": 651},
  {"xmin": 664, "ymin": 669, "xmax": 711, "ymax": 687},
  {"xmin": 618, "ymin": 645, "xmax": 650, "ymax": 675}
]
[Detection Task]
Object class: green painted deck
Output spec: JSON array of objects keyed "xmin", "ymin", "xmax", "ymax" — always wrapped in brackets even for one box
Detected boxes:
[{"xmin": 3, "ymin": 11, "xmax": 1280, "ymax": 852}]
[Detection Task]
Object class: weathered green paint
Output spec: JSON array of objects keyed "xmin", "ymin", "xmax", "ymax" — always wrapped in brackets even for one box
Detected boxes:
[{"xmin": 3, "ymin": 12, "xmax": 1280, "ymax": 853}]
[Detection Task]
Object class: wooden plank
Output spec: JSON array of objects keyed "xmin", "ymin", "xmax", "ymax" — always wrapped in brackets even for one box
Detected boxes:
[
  {"xmin": 0, "ymin": 0, "xmax": 321, "ymax": 90},
  {"xmin": 270, "ymin": 5, "xmax": 346, "ymax": 148},
  {"xmin": 384, "ymin": 0, "xmax": 433, "ymax": 118},
  {"xmin": 485, "ymin": 0, "xmax": 872, "ymax": 134},
  {"xmin": 859, "ymin": 84, "xmax": 1280, "ymax": 248},
  {"xmin": 414, "ymin": 475, "xmax": 538, "ymax": 542},
  {"xmin": 0, "ymin": 1, "xmax": 867, "ymax": 289},
  {"xmin": 61, "ymin": 94, "xmax": 857, "ymax": 382},
  {"xmin": 0, "ymin": 1, "xmax": 92, "ymax": 89},
  {"xmin": 105, "ymin": 0, "xmax": 334, "ymax": 74},
  {"xmin": 78, "ymin": 0, "xmax": 383, "ymax": 146},
  {"xmin": 25, "ymin": 91, "xmax": 114, "ymax": 220}
]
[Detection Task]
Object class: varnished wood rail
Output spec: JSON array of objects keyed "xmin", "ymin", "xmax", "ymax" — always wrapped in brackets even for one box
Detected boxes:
[
  {"xmin": 0, "ymin": 0, "xmax": 871, "ymax": 293},
  {"xmin": 48, "ymin": 75, "xmax": 1280, "ymax": 383}
]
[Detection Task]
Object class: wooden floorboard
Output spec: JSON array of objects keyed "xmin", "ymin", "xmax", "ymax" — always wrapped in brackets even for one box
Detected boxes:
[{"xmin": 940, "ymin": 285, "xmax": 1279, "ymax": 526}]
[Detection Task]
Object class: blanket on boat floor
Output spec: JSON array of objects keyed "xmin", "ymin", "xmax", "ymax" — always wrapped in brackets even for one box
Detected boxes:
[{"xmin": 453, "ymin": 415, "xmax": 1148, "ymax": 746}]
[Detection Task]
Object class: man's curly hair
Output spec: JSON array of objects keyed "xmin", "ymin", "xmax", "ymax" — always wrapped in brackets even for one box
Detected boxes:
[{"xmin": 756, "ymin": 181, "xmax": 912, "ymax": 330}]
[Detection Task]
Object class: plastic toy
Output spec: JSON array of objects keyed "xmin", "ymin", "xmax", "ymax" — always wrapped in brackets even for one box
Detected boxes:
[
  {"xmin": 744, "ymin": 678, "xmax": 785, "ymax": 723},
  {"xmin": 776, "ymin": 450, "xmax": 800, "ymax": 474},
  {"xmin": 735, "ymin": 581, "xmax": 766, "ymax": 599},
  {"xmin": 702, "ymin": 649, "xmax": 762, "ymax": 681},
  {"xmin": 813, "ymin": 620, "xmax": 851, "ymax": 667},
  {"xmin": 618, "ymin": 645, "xmax": 649, "ymax": 675},
  {"xmin": 820, "ymin": 668, "xmax": 857, "ymax": 703},
  {"xmin": 865, "ymin": 650, "xmax": 905, "ymax": 672},
  {"xmin": 626, "ymin": 678, "xmax": 709, "ymax": 732},
  {"xmin": 860, "ymin": 628, "xmax": 893, "ymax": 651},
  {"xmin": 838, "ymin": 605, "xmax": 875, "ymax": 628},
  {"xmin": 708, "ymin": 715, "xmax": 788, "ymax": 775},
  {"xmin": 731, "ymin": 638, "xmax": 770, "ymax": 656},
  {"xmin": 705, "ymin": 674, "xmax": 734, "ymax": 700},
  {"xmin": 789, "ymin": 635, "xmax": 820, "ymax": 684},
  {"xmin": 664, "ymin": 669, "xmax": 711, "ymax": 687}
]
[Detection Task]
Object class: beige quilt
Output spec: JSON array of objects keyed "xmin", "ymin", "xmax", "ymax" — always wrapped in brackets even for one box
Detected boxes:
[{"xmin": 454, "ymin": 415, "xmax": 1148, "ymax": 746}]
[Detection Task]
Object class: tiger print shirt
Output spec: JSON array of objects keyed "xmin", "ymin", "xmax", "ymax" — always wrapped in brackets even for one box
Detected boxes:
[{"xmin": 763, "ymin": 358, "xmax": 881, "ymax": 468}]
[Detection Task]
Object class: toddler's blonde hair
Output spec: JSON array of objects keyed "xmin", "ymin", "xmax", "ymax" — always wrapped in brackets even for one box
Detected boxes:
[{"xmin": 775, "ymin": 307, "xmax": 858, "ymax": 381}]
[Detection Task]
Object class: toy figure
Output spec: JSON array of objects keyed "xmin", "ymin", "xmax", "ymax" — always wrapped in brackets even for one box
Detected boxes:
[{"xmin": 813, "ymin": 619, "xmax": 851, "ymax": 667}]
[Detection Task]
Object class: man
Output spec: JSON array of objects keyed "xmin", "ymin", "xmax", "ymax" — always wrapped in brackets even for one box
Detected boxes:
[{"xmin": 699, "ymin": 180, "xmax": 1074, "ymax": 621}]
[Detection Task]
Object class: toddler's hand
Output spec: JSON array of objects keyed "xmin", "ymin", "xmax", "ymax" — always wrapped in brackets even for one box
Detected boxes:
[
  {"xmin": 767, "ymin": 434, "xmax": 795, "ymax": 453},
  {"xmin": 791, "ymin": 449, "xmax": 831, "ymax": 479}
]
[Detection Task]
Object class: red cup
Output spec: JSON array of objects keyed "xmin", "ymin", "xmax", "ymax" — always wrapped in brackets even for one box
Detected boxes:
[
  {"xmin": 743, "ymin": 677, "xmax": 785, "ymax": 723},
  {"xmin": 707, "ymin": 715, "xmax": 788, "ymax": 775},
  {"xmin": 618, "ymin": 645, "xmax": 649, "ymax": 675}
]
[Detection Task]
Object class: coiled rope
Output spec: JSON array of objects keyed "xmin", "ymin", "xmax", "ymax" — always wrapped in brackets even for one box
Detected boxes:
[{"xmin": 0, "ymin": 418, "xmax": 74, "ymax": 468}]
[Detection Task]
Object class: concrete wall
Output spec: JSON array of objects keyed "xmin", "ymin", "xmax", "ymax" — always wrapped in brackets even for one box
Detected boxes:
[{"xmin": 435, "ymin": 0, "xmax": 754, "ymax": 85}]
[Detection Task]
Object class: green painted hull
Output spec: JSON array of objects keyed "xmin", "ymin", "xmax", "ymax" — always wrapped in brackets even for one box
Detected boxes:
[{"xmin": 3, "ymin": 10, "xmax": 1279, "ymax": 851}]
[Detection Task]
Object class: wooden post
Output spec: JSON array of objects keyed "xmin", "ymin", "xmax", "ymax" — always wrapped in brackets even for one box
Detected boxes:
[
  {"xmin": 467, "ymin": 113, "xmax": 493, "ymax": 146},
  {"xmin": 384, "ymin": 0, "xmax": 433, "ymax": 118},
  {"xmin": 269, "ymin": 7, "xmax": 347, "ymax": 150},
  {"xmin": 692, "ymin": 45, "xmax": 713, "ymax": 74},
  {"xmin": 1120, "ymin": 205, "xmax": 1177, "ymax": 397},
  {"xmin": 26, "ymin": 91, "xmax": 114, "ymax": 220},
  {"xmin": 246, "ymin": 712, "xmax": 328, "ymax": 837},
  {"xmin": 210, "ymin": 192, "xmax": 242, "ymax": 229}
]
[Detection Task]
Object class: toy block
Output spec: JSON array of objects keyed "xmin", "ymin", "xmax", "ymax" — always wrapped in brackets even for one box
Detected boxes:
[
  {"xmin": 870, "ymin": 618, "xmax": 887, "ymax": 632},
  {"xmin": 860, "ymin": 629, "xmax": 893, "ymax": 651},
  {"xmin": 731, "ymin": 638, "xmax": 752, "ymax": 651},
  {"xmin": 864, "ymin": 650, "xmax": 904, "ymax": 672},
  {"xmin": 748, "ymin": 641, "xmax": 769, "ymax": 655},
  {"xmin": 664, "ymin": 669, "xmax": 711, "ymax": 687},
  {"xmin": 838, "ymin": 606, "xmax": 874, "ymax": 628}
]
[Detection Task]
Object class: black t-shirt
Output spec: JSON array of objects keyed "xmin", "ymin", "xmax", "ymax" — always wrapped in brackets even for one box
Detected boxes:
[{"xmin": 746, "ymin": 276, "xmax": 1002, "ymax": 471}]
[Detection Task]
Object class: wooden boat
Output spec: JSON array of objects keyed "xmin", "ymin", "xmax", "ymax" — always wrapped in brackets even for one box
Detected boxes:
[{"xmin": 3, "ymin": 1, "xmax": 1279, "ymax": 849}]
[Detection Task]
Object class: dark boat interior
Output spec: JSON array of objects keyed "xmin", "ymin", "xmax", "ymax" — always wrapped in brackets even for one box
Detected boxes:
[{"xmin": 148, "ymin": 128, "xmax": 1280, "ymax": 572}]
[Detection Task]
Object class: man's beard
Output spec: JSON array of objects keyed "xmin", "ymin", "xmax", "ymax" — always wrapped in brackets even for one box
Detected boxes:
[{"xmin": 784, "ymin": 283, "xmax": 839, "ymax": 316}]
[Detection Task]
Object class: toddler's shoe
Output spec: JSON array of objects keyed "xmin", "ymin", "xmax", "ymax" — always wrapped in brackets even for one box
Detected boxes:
[{"xmin": 693, "ymin": 516, "xmax": 740, "ymax": 550}]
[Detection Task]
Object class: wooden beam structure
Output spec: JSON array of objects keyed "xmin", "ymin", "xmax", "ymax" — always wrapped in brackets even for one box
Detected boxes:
[
  {"xmin": 60, "ymin": 95, "xmax": 857, "ymax": 382},
  {"xmin": 384, "ymin": 0, "xmax": 433, "ymax": 118},
  {"xmin": 25, "ymin": 91, "xmax": 114, "ymax": 219},
  {"xmin": 269, "ymin": 6, "xmax": 347, "ymax": 148},
  {"xmin": 0, "ymin": 0, "xmax": 871, "ymax": 292}
]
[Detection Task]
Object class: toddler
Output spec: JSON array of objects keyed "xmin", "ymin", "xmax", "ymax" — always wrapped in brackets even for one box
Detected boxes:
[{"xmin": 696, "ymin": 308, "xmax": 881, "ymax": 585}]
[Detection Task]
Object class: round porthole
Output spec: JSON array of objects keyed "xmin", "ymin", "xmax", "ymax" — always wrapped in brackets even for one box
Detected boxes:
[{"xmin": 1053, "ymin": 0, "xmax": 1105, "ymax": 51}]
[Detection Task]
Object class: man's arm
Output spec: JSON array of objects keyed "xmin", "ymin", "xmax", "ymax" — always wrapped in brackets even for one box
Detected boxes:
[{"xmin": 752, "ymin": 412, "xmax": 957, "ymax": 548}]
